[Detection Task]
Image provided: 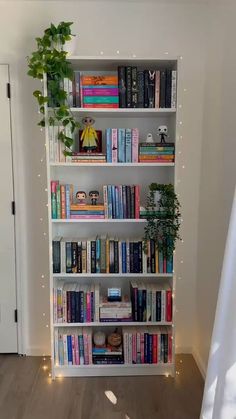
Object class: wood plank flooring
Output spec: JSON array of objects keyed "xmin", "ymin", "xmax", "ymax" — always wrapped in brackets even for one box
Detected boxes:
[{"xmin": 0, "ymin": 354, "xmax": 203, "ymax": 419}]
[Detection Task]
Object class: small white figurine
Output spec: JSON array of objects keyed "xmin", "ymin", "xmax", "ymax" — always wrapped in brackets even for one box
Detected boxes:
[
  {"xmin": 146, "ymin": 133, "xmax": 154, "ymax": 143},
  {"xmin": 157, "ymin": 125, "xmax": 168, "ymax": 143}
]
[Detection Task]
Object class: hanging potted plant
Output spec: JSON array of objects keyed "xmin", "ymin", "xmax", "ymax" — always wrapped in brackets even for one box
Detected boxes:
[
  {"xmin": 27, "ymin": 22, "xmax": 79, "ymax": 154},
  {"xmin": 144, "ymin": 183, "xmax": 181, "ymax": 257}
]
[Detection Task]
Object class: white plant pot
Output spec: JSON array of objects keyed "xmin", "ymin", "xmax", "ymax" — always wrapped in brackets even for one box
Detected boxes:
[{"xmin": 64, "ymin": 36, "xmax": 77, "ymax": 56}]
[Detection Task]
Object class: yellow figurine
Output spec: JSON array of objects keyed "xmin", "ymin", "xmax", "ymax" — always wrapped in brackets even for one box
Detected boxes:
[{"xmin": 80, "ymin": 116, "xmax": 98, "ymax": 153}]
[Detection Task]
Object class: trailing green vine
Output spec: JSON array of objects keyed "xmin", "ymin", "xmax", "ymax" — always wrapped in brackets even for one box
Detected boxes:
[
  {"xmin": 144, "ymin": 183, "xmax": 181, "ymax": 257},
  {"xmin": 27, "ymin": 22, "xmax": 79, "ymax": 154}
]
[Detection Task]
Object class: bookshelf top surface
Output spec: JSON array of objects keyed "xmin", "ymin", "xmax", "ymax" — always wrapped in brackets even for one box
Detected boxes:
[{"xmin": 67, "ymin": 56, "xmax": 178, "ymax": 70}]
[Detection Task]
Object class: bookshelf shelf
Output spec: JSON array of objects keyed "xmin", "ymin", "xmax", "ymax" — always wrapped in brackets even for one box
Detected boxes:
[
  {"xmin": 50, "ymin": 162, "xmax": 175, "ymax": 167},
  {"xmin": 45, "ymin": 55, "xmax": 179, "ymax": 379},
  {"xmin": 54, "ymin": 363, "xmax": 174, "ymax": 377},
  {"xmin": 53, "ymin": 273, "xmax": 173, "ymax": 278},
  {"xmin": 51, "ymin": 219, "xmax": 147, "ymax": 223},
  {"xmin": 54, "ymin": 321, "xmax": 173, "ymax": 327},
  {"xmin": 69, "ymin": 107, "xmax": 176, "ymax": 118}
]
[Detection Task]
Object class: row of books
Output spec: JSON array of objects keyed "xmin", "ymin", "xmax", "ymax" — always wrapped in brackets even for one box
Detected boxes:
[
  {"xmin": 51, "ymin": 181, "xmax": 72, "ymax": 219},
  {"xmin": 139, "ymin": 142, "xmax": 175, "ymax": 163},
  {"xmin": 103, "ymin": 185, "xmax": 140, "ymax": 219},
  {"xmin": 130, "ymin": 283, "xmax": 172, "ymax": 322},
  {"xmin": 100, "ymin": 300, "xmax": 132, "ymax": 322},
  {"xmin": 54, "ymin": 327, "xmax": 172, "ymax": 366},
  {"xmin": 123, "ymin": 327, "xmax": 172, "ymax": 364},
  {"xmin": 118, "ymin": 67, "xmax": 177, "ymax": 109},
  {"xmin": 52, "ymin": 237, "xmax": 173, "ymax": 274},
  {"xmin": 48, "ymin": 68, "xmax": 177, "ymax": 110},
  {"xmin": 55, "ymin": 328, "xmax": 93, "ymax": 365},
  {"xmin": 54, "ymin": 284, "xmax": 100, "ymax": 323},
  {"xmin": 106, "ymin": 128, "xmax": 139, "ymax": 163}
]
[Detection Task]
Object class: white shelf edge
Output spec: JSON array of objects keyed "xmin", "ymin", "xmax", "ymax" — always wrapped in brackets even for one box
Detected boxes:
[
  {"xmin": 50, "ymin": 162, "xmax": 175, "ymax": 167},
  {"xmin": 68, "ymin": 55, "xmax": 178, "ymax": 61},
  {"xmin": 53, "ymin": 321, "xmax": 173, "ymax": 327},
  {"xmin": 54, "ymin": 363, "xmax": 174, "ymax": 377},
  {"xmin": 53, "ymin": 273, "xmax": 173, "ymax": 278},
  {"xmin": 69, "ymin": 107, "xmax": 176, "ymax": 114},
  {"xmin": 52, "ymin": 219, "xmax": 147, "ymax": 223}
]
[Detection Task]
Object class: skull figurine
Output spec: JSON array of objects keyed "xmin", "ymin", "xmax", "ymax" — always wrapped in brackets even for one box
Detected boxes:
[{"xmin": 157, "ymin": 125, "xmax": 168, "ymax": 143}]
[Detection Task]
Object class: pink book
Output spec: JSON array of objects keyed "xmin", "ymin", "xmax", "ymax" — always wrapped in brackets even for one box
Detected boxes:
[
  {"xmin": 135, "ymin": 185, "xmax": 140, "ymax": 219},
  {"xmin": 163, "ymin": 257, "xmax": 167, "ymax": 273},
  {"xmin": 131, "ymin": 128, "xmax": 139, "ymax": 163},
  {"xmin": 71, "ymin": 335, "xmax": 76, "ymax": 365},
  {"xmin": 83, "ymin": 331, "xmax": 89, "ymax": 365},
  {"xmin": 74, "ymin": 335, "xmax": 80, "ymax": 365},
  {"xmin": 70, "ymin": 215, "xmax": 105, "ymax": 219},
  {"xmin": 112, "ymin": 128, "xmax": 118, "ymax": 163},
  {"xmin": 140, "ymin": 332, "xmax": 145, "ymax": 364},
  {"xmin": 86, "ymin": 292, "xmax": 91, "ymax": 322},
  {"xmin": 152, "ymin": 334, "xmax": 157, "ymax": 364},
  {"xmin": 82, "ymin": 88, "xmax": 119, "ymax": 96}
]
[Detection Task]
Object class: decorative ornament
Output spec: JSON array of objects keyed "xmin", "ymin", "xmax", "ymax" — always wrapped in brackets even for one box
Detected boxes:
[
  {"xmin": 76, "ymin": 191, "xmax": 87, "ymax": 205},
  {"xmin": 93, "ymin": 331, "xmax": 106, "ymax": 347},
  {"xmin": 89, "ymin": 190, "xmax": 99, "ymax": 205},
  {"xmin": 107, "ymin": 329, "xmax": 122, "ymax": 347},
  {"xmin": 146, "ymin": 133, "xmax": 154, "ymax": 143},
  {"xmin": 80, "ymin": 116, "xmax": 98, "ymax": 153},
  {"xmin": 157, "ymin": 125, "xmax": 168, "ymax": 143}
]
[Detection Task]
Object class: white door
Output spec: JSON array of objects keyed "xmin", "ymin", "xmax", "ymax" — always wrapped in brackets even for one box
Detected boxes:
[{"xmin": 0, "ymin": 64, "xmax": 17, "ymax": 352}]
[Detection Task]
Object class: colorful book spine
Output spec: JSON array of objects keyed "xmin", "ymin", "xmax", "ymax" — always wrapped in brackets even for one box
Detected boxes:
[
  {"xmin": 118, "ymin": 128, "xmax": 126, "ymax": 163},
  {"xmin": 65, "ymin": 184, "xmax": 71, "ymax": 219},
  {"xmin": 60, "ymin": 185, "xmax": 66, "ymax": 219},
  {"xmin": 106, "ymin": 128, "xmax": 112, "ymax": 163},
  {"xmin": 83, "ymin": 96, "xmax": 119, "ymax": 104},
  {"xmin": 131, "ymin": 128, "xmax": 139, "ymax": 163},
  {"xmin": 125, "ymin": 129, "xmax": 132, "ymax": 163},
  {"xmin": 51, "ymin": 180, "xmax": 58, "ymax": 219},
  {"xmin": 112, "ymin": 129, "xmax": 118, "ymax": 163},
  {"xmin": 82, "ymin": 88, "xmax": 118, "ymax": 96}
]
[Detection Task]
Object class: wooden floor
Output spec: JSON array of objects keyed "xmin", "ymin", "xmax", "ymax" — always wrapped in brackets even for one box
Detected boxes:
[{"xmin": 0, "ymin": 354, "xmax": 203, "ymax": 419}]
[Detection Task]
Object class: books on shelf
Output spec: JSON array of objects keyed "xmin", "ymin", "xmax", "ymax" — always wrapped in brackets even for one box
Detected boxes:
[
  {"xmin": 54, "ymin": 326, "xmax": 172, "ymax": 366},
  {"xmin": 66, "ymin": 152, "xmax": 106, "ymax": 164},
  {"xmin": 48, "ymin": 68, "xmax": 176, "ymax": 110},
  {"xmin": 54, "ymin": 283, "xmax": 100, "ymax": 323},
  {"xmin": 99, "ymin": 300, "xmax": 132, "ymax": 322},
  {"xmin": 139, "ymin": 142, "xmax": 175, "ymax": 163},
  {"xmin": 55, "ymin": 327, "xmax": 93, "ymax": 366},
  {"xmin": 123, "ymin": 327, "xmax": 172, "ymax": 364},
  {"xmin": 130, "ymin": 283, "xmax": 172, "ymax": 322},
  {"xmin": 52, "ymin": 237, "xmax": 173, "ymax": 274},
  {"xmin": 106, "ymin": 128, "xmax": 139, "ymax": 163},
  {"xmin": 103, "ymin": 184, "xmax": 140, "ymax": 219},
  {"xmin": 70, "ymin": 204, "xmax": 105, "ymax": 219},
  {"xmin": 118, "ymin": 66, "xmax": 177, "ymax": 109}
]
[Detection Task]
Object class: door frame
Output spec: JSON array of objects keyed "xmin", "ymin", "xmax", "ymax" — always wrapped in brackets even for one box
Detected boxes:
[{"xmin": 5, "ymin": 63, "xmax": 25, "ymax": 355}]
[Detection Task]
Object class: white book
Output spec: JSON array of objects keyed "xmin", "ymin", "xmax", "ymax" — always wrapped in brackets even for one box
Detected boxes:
[
  {"xmin": 142, "ymin": 241, "xmax": 147, "ymax": 273},
  {"xmin": 53, "ymin": 125, "xmax": 59, "ymax": 162},
  {"xmin": 48, "ymin": 125, "xmax": 54, "ymax": 162},
  {"xmin": 54, "ymin": 328, "xmax": 59, "ymax": 365},
  {"xmin": 63, "ymin": 334, "xmax": 68, "ymax": 365}
]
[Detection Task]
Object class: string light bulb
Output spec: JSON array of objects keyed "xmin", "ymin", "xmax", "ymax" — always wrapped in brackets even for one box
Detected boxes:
[{"xmin": 116, "ymin": 50, "xmax": 120, "ymax": 55}]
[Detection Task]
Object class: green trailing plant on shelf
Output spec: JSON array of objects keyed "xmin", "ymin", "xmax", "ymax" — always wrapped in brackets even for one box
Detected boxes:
[
  {"xmin": 27, "ymin": 22, "xmax": 79, "ymax": 154},
  {"xmin": 144, "ymin": 183, "xmax": 181, "ymax": 257}
]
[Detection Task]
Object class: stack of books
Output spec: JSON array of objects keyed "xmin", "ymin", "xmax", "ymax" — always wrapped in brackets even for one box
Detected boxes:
[
  {"xmin": 54, "ymin": 283, "xmax": 100, "ymax": 323},
  {"xmin": 67, "ymin": 152, "xmax": 107, "ymax": 164},
  {"xmin": 92, "ymin": 344, "xmax": 124, "ymax": 365},
  {"xmin": 118, "ymin": 66, "xmax": 177, "ymax": 108},
  {"xmin": 55, "ymin": 328, "xmax": 93, "ymax": 365},
  {"xmin": 123, "ymin": 327, "xmax": 172, "ymax": 364},
  {"xmin": 52, "ymin": 237, "xmax": 173, "ymax": 274},
  {"xmin": 130, "ymin": 283, "xmax": 172, "ymax": 322},
  {"xmin": 106, "ymin": 128, "xmax": 139, "ymax": 163},
  {"xmin": 139, "ymin": 142, "xmax": 175, "ymax": 163},
  {"xmin": 81, "ymin": 72, "xmax": 119, "ymax": 108},
  {"xmin": 100, "ymin": 300, "xmax": 132, "ymax": 322},
  {"xmin": 70, "ymin": 204, "xmax": 105, "ymax": 219},
  {"xmin": 103, "ymin": 184, "xmax": 140, "ymax": 219}
]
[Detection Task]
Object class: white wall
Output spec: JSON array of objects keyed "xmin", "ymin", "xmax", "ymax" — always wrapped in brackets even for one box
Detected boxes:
[
  {"xmin": 0, "ymin": 0, "xmax": 207, "ymax": 355},
  {"xmin": 194, "ymin": 0, "xmax": 236, "ymax": 375}
]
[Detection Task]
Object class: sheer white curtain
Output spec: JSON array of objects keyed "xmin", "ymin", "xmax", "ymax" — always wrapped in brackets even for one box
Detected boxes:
[{"xmin": 201, "ymin": 188, "xmax": 236, "ymax": 419}]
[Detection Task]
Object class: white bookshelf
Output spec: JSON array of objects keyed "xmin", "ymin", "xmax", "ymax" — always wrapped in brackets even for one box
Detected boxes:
[{"xmin": 44, "ymin": 56, "xmax": 179, "ymax": 379}]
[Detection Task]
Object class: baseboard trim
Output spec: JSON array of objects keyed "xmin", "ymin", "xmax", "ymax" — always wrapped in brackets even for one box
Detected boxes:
[{"xmin": 192, "ymin": 348, "xmax": 206, "ymax": 379}]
